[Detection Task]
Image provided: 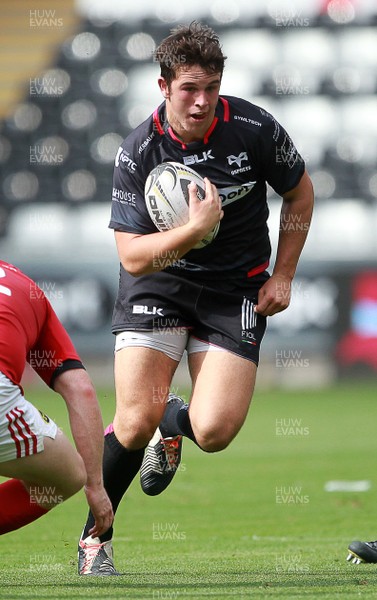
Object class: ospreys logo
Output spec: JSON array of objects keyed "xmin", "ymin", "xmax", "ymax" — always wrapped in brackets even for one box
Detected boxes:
[
  {"xmin": 227, "ymin": 152, "xmax": 248, "ymax": 168},
  {"xmin": 227, "ymin": 151, "xmax": 252, "ymax": 175}
]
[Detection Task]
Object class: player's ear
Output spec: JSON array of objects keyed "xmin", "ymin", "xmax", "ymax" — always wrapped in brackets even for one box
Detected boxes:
[{"xmin": 158, "ymin": 77, "xmax": 170, "ymax": 99}]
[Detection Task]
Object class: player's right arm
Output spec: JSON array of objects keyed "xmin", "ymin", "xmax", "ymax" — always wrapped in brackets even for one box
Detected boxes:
[
  {"xmin": 32, "ymin": 301, "xmax": 113, "ymax": 536},
  {"xmin": 115, "ymin": 179, "xmax": 223, "ymax": 277},
  {"xmin": 110, "ymin": 131, "xmax": 223, "ymax": 277},
  {"xmin": 53, "ymin": 369, "xmax": 113, "ymax": 537}
]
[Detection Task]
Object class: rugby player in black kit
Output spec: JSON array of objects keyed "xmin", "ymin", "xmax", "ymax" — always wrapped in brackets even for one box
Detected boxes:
[{"xmin": 78, "ymin": 21, "xmax": 314, "ymax": 575}]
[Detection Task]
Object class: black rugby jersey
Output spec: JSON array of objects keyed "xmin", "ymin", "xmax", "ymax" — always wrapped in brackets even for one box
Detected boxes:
[{"xmin": 109, "ymin": 95, "xmax": 305, "ymax": 286}]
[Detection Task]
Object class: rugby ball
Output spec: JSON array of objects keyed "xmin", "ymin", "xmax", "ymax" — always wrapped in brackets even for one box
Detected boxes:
[{"xmin": 144, "ymin": 162, "xmax": 220, "ymax": 249}]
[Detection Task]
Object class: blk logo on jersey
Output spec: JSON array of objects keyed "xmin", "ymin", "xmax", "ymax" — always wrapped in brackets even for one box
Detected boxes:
[{"xmin": 183, "ymin": 150, "xmax": 215, "ymax": 166}]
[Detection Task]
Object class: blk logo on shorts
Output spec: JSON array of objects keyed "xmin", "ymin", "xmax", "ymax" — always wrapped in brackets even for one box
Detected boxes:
[{"xmin": 132, "ymin": 304, "xmax": 164, "ymax": 316}]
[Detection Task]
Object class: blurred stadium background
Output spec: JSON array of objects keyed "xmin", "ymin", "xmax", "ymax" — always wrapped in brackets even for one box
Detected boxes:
[{"xmin": 0, "ymin": 0, "xmax": 376, "ymax": 390}]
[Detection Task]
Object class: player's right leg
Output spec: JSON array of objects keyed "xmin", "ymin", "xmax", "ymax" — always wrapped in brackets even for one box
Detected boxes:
[
  {"xmin": 78, "ymin": 339, "xmax": 182, "ymax": 576},
  {"xmin": 0, "ymin": 431, "xmax": 86, "ymax": 502}
]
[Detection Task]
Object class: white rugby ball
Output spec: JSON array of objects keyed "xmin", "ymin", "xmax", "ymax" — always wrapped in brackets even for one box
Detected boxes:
[{"xmin": 144, "ymin": 161, "xmax": 220, "ymax": 249}]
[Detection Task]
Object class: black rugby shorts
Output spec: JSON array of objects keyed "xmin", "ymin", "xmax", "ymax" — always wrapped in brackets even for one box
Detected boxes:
[{"xmin": 113, "ymin": 271, "xmax": 267, "ymax": 365}]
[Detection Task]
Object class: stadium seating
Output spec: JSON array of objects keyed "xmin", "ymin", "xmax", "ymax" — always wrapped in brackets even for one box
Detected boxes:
[{"xmin": 0, "ymin": 0, "xmax": 376, "ymax": 243}]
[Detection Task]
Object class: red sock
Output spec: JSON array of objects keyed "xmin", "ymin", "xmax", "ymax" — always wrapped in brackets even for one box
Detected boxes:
[{"xmin": 0, "ymin": 479, "xmax": 49, "ymax": 535}]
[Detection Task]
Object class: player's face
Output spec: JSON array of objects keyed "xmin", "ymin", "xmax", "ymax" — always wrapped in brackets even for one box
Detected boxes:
[{"xmin": 159, "ymin": 66, "xmax": 221, "ymax": 143}]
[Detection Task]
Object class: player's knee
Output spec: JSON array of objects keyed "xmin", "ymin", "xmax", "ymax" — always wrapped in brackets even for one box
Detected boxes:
[
  {"xmin": 199, "ymin": 437, "xmax": 230, "ymax": 453},
  {"xmin": 114, "ymin": 415, "xmax": 158, "ymax": 449},
  {"xmin": 37, "ymin": 458, "xmax": 86, "ymax": 509},
  {"xmin": 194, "ymin": 424, "xmax": 234, "ymax": 453}
]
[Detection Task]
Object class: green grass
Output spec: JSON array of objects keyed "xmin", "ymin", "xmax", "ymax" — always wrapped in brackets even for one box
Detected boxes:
[{"xmin": 1, "ymin": 383, "xmax": 377, "ymax": 599}]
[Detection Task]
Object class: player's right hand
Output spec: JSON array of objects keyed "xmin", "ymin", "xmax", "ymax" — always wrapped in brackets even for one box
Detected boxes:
[
  {"xmin": 85, "ymin": 484, "xmax": 114, "ymax": 537},
  {"xmin": 188, "ymin": 177, "xmax": 223, "ymax": 237}
]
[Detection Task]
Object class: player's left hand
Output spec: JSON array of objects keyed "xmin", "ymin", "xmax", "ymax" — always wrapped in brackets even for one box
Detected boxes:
[
  {"xmin": 254, "ymin": 274, "xmax": 292, "ymax": 316},
  {"xmin": 85, "ymin": 484, "xmax": 114, "ymax": 537}
]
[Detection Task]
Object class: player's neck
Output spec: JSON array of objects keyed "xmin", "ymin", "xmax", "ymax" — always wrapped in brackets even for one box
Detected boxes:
[{"xmin": 165, "ymin": 107, "xmax": 206, "ymax": 144}]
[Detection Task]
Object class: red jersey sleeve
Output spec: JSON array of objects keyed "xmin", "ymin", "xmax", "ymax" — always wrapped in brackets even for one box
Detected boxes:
[{"xmin": 27, "ymin": 297, "xmax": 83, "ymax": 388}]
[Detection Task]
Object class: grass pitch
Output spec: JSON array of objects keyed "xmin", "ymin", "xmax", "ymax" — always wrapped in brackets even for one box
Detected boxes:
[{"xmin": 1, "ymin": 382, "xmax": 377, "ymax": 599}]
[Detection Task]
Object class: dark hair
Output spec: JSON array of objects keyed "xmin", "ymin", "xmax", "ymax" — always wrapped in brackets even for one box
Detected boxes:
[{"xmin": 154, "ymin": 21, "xmax": 226, "ymax": 87}]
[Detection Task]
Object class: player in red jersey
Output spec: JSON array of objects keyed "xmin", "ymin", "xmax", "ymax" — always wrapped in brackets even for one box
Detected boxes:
[{"xmin": 0, "ymin": 261, "xmax": 113, "ymax": 546}]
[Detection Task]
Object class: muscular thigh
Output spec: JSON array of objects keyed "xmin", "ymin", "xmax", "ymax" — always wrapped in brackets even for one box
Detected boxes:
[
  {"xmin": 0, "ymin": 430, "xmax": 85, "ymax": 503},
  {"xmin": 187, "ymin": 350, "xmax": 257, "ymax": 451},
  {"xmin": 113, "ymin": 346, "xmax": 179, "ymax": 448},
  {"xmin": 0, "ymin": 372, "xmax": 84, "ymax": 501}
]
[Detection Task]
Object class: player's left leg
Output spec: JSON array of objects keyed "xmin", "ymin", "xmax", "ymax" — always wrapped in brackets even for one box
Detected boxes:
[
  {"xmin": 140, "ymin": 285, "xmax": 266, "ymax": 493},
  {"xmin": 187, "ymin": 349, "xmax": 257, "ymax": 452},
  {"xmin": 140, "ymin": 347, "xmax": 257, "ymax": 494}
]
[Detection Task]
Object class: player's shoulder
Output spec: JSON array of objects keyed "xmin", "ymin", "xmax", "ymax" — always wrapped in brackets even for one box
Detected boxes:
[
  {"xmin": 116, "ymin": 106, "xmax": 160, "ymax": 160},
  {"xmin": 113, "ymin": 107, "xmax": 162, "ymax": 181},
  {"xmin": 0, "ymin": 260, "xmax": 19, "ymax": 274},
  {"xmin": 222, "ymin": 95, "xmax": 278, "ymax": 130},
  {"xmin": 0, "ymin": 261, "xmax": 44, "ymax": 309},
  {"xmin": 0, "ymin": 260, "xmax": 28, "ymax": 286}
]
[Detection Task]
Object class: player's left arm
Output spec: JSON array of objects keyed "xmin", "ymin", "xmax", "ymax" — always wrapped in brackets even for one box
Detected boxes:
[{"xmin": 255, "ymin": 169, "xmax": 314, "ymax": 316}]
